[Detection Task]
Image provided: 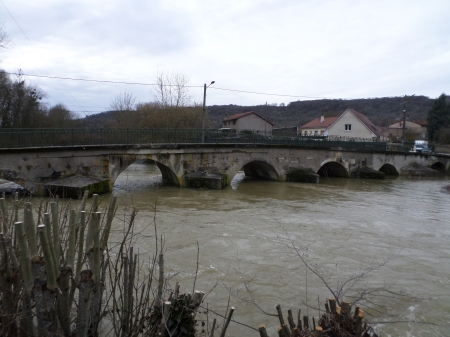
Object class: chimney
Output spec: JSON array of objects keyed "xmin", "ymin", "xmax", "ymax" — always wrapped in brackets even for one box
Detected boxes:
[{"xmin": 320, "ymin": 115, "xmax": 324, "ymax": 123}]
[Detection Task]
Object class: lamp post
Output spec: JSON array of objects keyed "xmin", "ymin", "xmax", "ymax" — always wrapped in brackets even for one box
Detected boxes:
[{"xmin": 202, "ymin": 81, "xmax": 215, "ymax": 143}]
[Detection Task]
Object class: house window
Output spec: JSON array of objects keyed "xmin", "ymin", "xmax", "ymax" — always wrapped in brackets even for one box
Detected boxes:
[
  {"xmin": 345, "ymin": 124, "xmax": 352, "ymax": 131},
  {"xmin": 314, "ymin": 131, "xmax": 318, "ymax": 136},
  {"xmin": 233, "ymin": 120, "xmax": 236, "ymax": 125}
]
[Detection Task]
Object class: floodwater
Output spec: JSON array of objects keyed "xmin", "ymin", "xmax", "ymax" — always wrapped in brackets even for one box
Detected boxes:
[{"xmin": 105, "ymin": 162, "xmax": 450, "ymax": 336}]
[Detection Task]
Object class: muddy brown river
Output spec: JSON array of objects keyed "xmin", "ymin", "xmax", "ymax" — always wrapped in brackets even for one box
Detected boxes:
[{"xmin": 98, "ymin": 162, "xmax": 449, "ymax": 336}]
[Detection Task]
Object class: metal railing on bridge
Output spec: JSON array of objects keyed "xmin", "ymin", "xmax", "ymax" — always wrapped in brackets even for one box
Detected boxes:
[{"xmin": 0, "ymin": 128, "xmax": 412, "ymax": 153}]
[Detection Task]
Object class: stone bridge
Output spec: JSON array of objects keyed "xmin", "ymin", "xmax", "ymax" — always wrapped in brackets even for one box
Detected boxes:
[{"xmin": 0, "ymin": 144, "xmax": 448, "ymax": 196}]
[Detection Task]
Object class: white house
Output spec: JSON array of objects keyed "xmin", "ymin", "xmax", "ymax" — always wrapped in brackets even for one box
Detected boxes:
[
  {"xmin": 222, "ymin": 111, "xmax": 274, "ymax": 134},
  {"xmin": 323, "ymin": 109, "xmax": 382, "ymax": 139},
  {"xmin": 299, "ymin": 116, "xmax": 338, "ymax": 136}
]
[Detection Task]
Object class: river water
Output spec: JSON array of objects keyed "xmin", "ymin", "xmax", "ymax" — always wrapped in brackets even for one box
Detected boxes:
[{"xmin": 103, "ymin": 162, "xmax": 450, "ymax": 336}]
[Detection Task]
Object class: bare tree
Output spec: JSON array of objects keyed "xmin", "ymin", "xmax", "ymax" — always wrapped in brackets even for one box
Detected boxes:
[
  {"xmin": 109, "ymin": 91, "xmax": 136, "ymax": 111},
  {"xmin": 0, "ymin": 70, "xmax": 47, "ymax": 128},
  {"xmin": 45, "ymin": 103, "xmax": 78, "ymax": 128},
  {"xmin": 134, "ymin": 71, "xmax": 202, "ymax": 129},
  {"xmin": 152, "ymin": 70, "xmax": 192, "ymax": 108}
]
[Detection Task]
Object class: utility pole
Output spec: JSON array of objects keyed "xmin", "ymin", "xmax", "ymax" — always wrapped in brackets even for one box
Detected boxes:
[
  {"xmin": 202, "ymin": 81, "xmax": 215, "ymax": 143},
  {"xmin": 401, "ymin": 94, "xmax": 415, "ymax": 148},
  {"xmin": 402, "ymin": 95, "xmax": 407, "ymax": 147}
]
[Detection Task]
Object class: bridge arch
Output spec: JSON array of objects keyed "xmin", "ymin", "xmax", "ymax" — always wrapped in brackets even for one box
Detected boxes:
[
  {"xmin": 317, "ymin": 161, "xmax": 349, "ymax": 178},
  {"xmin": 430, "ymin": 161, "xmax": 446, "ymax": 174},
  {"xmin": 109, "ymin": 155, "xmax": 181, "ymax": 188},
  {"xmin": 242, "ymin": 160, "xmax": 279, "ymax": 181},
  {"xmin": 155, "ymin": 162, "xmax": 181, "ymax": 186},
  {"xmin": 225, "ymin": 156, "xmax": 281, "ymax": 183},
  {"xmin": 378, "ymin": 163, "xmax": 399, "ymax": 176}
]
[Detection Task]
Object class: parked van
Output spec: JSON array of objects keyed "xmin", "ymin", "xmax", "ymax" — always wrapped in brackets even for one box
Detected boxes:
[{"xmin": 410, "ymin": 140, "xmax": 430, "ymax": 153}]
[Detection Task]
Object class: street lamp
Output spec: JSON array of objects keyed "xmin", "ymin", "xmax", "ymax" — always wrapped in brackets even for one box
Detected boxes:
[{"xmin": 202, "ymin": 81, "xmax": 215, "ymax": 143}]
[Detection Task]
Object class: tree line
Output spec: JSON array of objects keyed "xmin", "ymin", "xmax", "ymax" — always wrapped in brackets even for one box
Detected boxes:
[
  {"xmin": 0, "ymin": 70, "xmax": 81, "ymax": 128},
  {"xmin": 86, "ymin": 71, "xmax": 204, "ymax": 129},
  {"xmin": 427, "ymin": 93, "xmax": 450, "ymax": 143}
]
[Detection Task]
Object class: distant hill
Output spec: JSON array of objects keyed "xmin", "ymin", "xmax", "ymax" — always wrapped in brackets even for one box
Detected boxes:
[
  {"xmin": 80, "ymin": 111, "xmax": 112, "ymax": 128},
  {"xmin": 80, "ymin": 96, "xmax": 436, "ymax": 129}
]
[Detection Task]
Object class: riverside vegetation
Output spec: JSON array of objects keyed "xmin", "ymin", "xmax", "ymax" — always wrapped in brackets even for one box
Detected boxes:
[{"xmin": 0, "ymin": 191, "xmax": 409, "ymax": 336}]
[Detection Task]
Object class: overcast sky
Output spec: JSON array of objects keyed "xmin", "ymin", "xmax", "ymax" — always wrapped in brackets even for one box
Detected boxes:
[{"xmin": 1, "ymin": 0, "xmax": 449, "ymax": 115}]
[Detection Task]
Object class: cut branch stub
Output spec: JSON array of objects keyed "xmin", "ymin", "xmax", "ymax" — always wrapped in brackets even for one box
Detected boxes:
[
  {"xmin": 287, "ymin": 309, "xmax": 295, "ymax": 329},
  {"xmin": 37, "ymin": 225, "xmax": 57, "ymax": 292},
  {"xmin": 314, "ymin": 326, "xmax": 323, "ymax": 337},
  {"xmin": 50, "ymin": 202, "xmax": 60, "ymax": 266},
  {"xmin": 100, "ymin": 195, "xmax": 116, "ymax": 250},
  {"xmin": 328, "ymin": 298, "xmax": 336, "ymax": 313},
  {"xmin": 91, "ymin": 212, "xmax": 101, "ymax": 284},
  {"xmin": 303, "ymin": 316, "xmax": 309, "ymax": 330},
  {"xmin": 334, "ymin": 306, "xmax": 341, "ymax": 324},
  {"xmin": 76, "ymin": 270, "xmax": 94, "ymax": 337},
  {"xmin": 24, "ymin": 203, "xmax": 38, "ymax": 261},
  {"xmin": 355, "ymin": 309, "xmax": 364, "ymax": 336},
  {"xmin": 43, "ymin": 213, "xmax": 59, "ymax": 277},
  {"xmin": 157, "ymin": 253, "xmax": 164, "ymax": 302},
  {"xmin": 341, "ymin": 301, "xmax": 351, "ymax": 320},
  {"xmin": 219, "ymin": 307, "xmax": 234, "ymax": 337},
  {"xmin": 0, "ymin": 198, "xmax": 8, "ymax": 234},
  {"xmin": 66, "ymin": 209, "xmax": 77, "ymax": 270},
  {"xmin": 258, "ymin": 325, "xmax": 268, "ymax": 337},
  {"xmin": 74, "ymin": 211, "xmax": 86, "ymax": 286},
  {"xmin": 276, "ymin": 304, "xmax": 285, "ymax": 326},
  {"xmin": 15, "ymin": 221, "xmax": 33, "ymax": 294}
]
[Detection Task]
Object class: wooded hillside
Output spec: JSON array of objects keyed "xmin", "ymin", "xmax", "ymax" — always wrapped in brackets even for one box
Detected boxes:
[
  {"xmin": 208, "ymin": 96, "xmax": 433, "ymax": 129},
  {"xmin": 81, "ymin": 95, "xmax": 436, "ymax": 130}
]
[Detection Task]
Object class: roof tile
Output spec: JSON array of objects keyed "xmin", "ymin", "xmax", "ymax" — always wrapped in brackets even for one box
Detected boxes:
[
  {"xmin": 300, "ymin": 116, "xmax": 338, "ymax": 129},
  {"xmin": 223, "ymin": 111, "xmax": 274, "ymax": 125}
]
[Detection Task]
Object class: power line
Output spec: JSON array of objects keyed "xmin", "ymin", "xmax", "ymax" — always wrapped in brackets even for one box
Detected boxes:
[
  {"xmin": 5, "ymin": 71, "xmax": 424, "ymax": 105},
  {"xmin": 5, "ymin": 71, "xmax": 366, "ymax": 101},
  {"xmin": 4, "ymin": 71, "xmax": 200, "ymax": 87},
  {"xmin": 212, "ymin": 86, "xmax": 331, "ymax": 99},
  {"xmin": 7, "ymin": 71, "xmax": 337, "ymax": 101}
]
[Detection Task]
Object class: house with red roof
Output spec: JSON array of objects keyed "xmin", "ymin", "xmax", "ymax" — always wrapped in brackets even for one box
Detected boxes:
[
  {"xmin": 323, "ymin": 109, "xmax": 382, "ymax": 139},
  {"xmin": 381, "ymin": 120, "xmax": 425, "ymax": 140},
  {"xmin": 222, "ymin": 111, "xmax": 274, "ymax": 134},
  {"xmin": 299, "ymin": 115, "xmax": 338, "ymax": 136}
]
